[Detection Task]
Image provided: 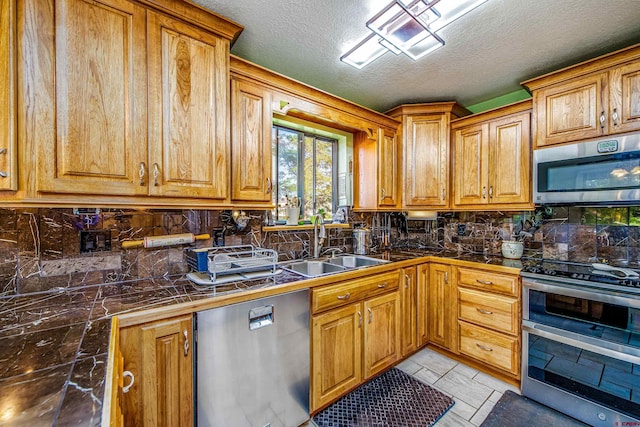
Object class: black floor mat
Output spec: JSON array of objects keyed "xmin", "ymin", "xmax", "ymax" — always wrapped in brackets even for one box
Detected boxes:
[
  {"xmin": 480, "ymin": 390, "xmax": 590, "ymax": 427},
  {"xmin": 312, "ymin": 368, "xmax": 454, "ymax": 427}
]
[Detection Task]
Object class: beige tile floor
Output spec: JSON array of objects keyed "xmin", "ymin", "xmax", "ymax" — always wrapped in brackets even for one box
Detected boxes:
[{"xmin": 305, "ymin": 347, "xmax": 521, "ymax": 427}]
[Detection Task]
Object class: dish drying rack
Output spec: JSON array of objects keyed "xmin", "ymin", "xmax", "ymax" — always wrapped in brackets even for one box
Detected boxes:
[{"xmin": 186, "ymin": 245, "xmax": 280, "ymax": 286}]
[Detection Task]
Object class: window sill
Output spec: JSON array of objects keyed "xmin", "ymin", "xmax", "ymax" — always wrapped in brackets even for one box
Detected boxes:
[{"xmin": 262, "ymin": 223, "xmax": 352, "ymax": 232}]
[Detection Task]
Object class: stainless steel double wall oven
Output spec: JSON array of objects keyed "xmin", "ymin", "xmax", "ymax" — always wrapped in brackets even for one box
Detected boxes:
[{"xmin": 521, "ymin": 261, "xmax": 640, "ymax": 426}]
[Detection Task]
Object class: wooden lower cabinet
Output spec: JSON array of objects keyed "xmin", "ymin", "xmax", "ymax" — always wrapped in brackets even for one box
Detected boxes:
[
  {"xmin": 311, "ymin": 274, "xmax": 400, "ymax": 412},
  {"xmin": 416, "ymin": 263, "xmax": 429, "ymax": 347},
  {"xmin": 120, "ymin": 315, "xmax": 194, "ymax": 427},
  {"xmin": 428, "ymin": 263, "xmax": 457, "ymax": 352},
  {"xmin": 103, "ymin": 317, "xmax": 124, "ymax": 427},
  {"xmin": 400, "ymin": 266, "xmax": 418, "ymax": 356},
  {"xmin": 455, "ymin": 266, "xmax": 521, "ymax": 379}
]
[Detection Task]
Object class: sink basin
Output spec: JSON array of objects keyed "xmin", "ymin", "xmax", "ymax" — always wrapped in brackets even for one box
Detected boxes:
[
  {"xmin": 327, "ymin": 255, "xmax": 389, "ymax": 268},
  {"xmin": 283, "ymin": 260, "xmax": 346, "ymax": 278}
]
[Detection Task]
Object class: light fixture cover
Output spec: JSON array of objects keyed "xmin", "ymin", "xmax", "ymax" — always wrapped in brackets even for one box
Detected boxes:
[{"xmin": 340, "ymin": 0, "xmax": 488, "ymax": 68}]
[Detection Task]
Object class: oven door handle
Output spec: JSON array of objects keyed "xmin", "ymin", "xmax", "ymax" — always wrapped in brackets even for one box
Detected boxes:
[{"xmin": 523, "ymin": 320, "xmax": 640, "ymax": 364}]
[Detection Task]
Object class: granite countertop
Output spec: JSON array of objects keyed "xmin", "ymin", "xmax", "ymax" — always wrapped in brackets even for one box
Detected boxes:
[{"xmin": 0, "ymin": 250, "xmax": 524, "ymax": 426}]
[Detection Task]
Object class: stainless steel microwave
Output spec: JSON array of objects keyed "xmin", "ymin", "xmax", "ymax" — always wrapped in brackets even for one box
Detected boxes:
[{"xmin": 533, "ymin": 133, "xmax": 640, "ymax": 205}]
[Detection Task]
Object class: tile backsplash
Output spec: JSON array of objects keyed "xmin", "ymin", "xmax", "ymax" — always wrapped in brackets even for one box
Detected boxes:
[{"xmin": 1, "ymin": 206, "xmax": 639, "ymax": 296}]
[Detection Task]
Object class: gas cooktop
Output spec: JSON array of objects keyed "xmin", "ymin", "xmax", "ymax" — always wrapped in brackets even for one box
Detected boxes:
[{"xmin": 521, "ymin": 260, "xmax": 640, "ymax": 291}]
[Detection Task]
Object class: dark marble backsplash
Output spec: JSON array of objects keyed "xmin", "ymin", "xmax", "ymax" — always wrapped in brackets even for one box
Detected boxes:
[
  {"xmin": 2, "ymin": 206, "xmax": 639, "ymax": 296},
  {"xmin": 0, "ymin": 208, "xmax": 354, "ymax": 296}
]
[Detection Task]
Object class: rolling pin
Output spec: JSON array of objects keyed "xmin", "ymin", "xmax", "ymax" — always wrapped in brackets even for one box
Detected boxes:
[{"xmin": 121, "ymin": 233, "xmax": 210, "ymax": 249}]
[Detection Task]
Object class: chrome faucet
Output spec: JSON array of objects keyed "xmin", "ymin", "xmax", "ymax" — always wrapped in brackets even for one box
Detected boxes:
[{"xmin": 313, "ymin": 214, "xmax": 326, "ymax": 258}]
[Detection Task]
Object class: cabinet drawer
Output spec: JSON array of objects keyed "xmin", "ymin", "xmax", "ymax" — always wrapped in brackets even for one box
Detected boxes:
[
  {"xmin": 459, "ymin": 321, "xmax": 519, "ymax": 375},
  {"xmin": 458, "ymin": 288, "xmax": 518, "ymax": 335},
  {"xmin": 312, "ymin": 271, "xmax": 399, "ymax": 314},
  {"xmin": 457, "ymin": 268, "xmax": 518, "ymax": 296}
]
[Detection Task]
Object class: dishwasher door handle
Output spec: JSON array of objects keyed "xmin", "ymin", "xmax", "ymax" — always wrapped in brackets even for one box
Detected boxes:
[{"xmin": 249, "ymin": 305, "xmax": 274, "ymax": 330}]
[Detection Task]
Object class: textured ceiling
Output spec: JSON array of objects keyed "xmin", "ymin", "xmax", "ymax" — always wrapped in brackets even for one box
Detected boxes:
[{"xmin": 192, "ymin": 0, "xmax": 640, "ymax": 112}]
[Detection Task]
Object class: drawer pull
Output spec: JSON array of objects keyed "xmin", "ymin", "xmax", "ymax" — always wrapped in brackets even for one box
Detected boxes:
[
  {"xmin": 476, "ymin": 279, "xmax": 493, "ymax": 285},
  {"xmin": 378, "ymin": 283, "xmax": 388, "ymax": 289},
  {"xmin": 336, "ymin": 292, "xmax": 351, "ymax": 300},
  {"xmin": 476, "ymin": 308, "xmax": 493, "ymax": 315},
  {"xmin": 476, "ymin": 343, "xmax": 493, "ymax": 352}
]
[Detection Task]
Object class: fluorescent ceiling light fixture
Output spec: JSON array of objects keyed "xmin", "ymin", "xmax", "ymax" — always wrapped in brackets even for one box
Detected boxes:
[{"xmin": 341, "ymin": 0, "xmax": 488, "ymax": 68}]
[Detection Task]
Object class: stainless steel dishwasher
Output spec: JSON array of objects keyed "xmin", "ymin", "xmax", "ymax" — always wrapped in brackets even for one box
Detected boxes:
[{"xmin": 195, "ymin": 289, "xmax": 310, "ymax": 427}]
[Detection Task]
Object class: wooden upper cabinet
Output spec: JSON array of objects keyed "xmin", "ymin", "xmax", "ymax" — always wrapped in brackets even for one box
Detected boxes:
[
  {"xmin": 609, "ymin": 61, "xmax": 640, "ymax": 133},
  {"xmin": 489, "ymin": 112, "xmax": 531, "ymax": 205},
  {"xmin": 147, "ymin": 11, "xmax": 229, "ymax": 199},
  {"xmin": 377, "ymin": 129, "xmax": 399, "ymax": 207},
  {"xmin": 452, "ymin": 100, "xmax": 532, "ymax": 210},
  {"xmin": 531, "ymin": 73, "xmax": 607, "ymax": 147},
  {"xmin": 453, "ymin": 123, "xmax": 489, "ymax": 206},
  {"xmin": 31, "ymin": 0, "xmax": 148, "ymax": 196},
  {"xmin": 0, "ymin": 0, "xmax": 16, "ymax": 191},
  {"xmin": 230, "ymin": 78, "xmax": 273, "ymax": 202},
  {"xmin": 404, "ymin": 114, "xmax": 449, "ymax": 206},
  {"xmin": 523, "ymin": 43, "xmax": 640, "ymax": 148},
  {"xmin": 385, "ymin": 102, "xmax": 469, "ymax": 209}
]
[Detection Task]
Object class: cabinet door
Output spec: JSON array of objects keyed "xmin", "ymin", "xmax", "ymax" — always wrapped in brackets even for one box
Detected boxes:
[
  {"xmin": 230, "ymin": 78, "xmax": 273, "ymax": 202},
  {"xmin": 378, "ymin": 129, "xmax": 399, "ymax": 207},
  {"xmin": 609, "ymin": 61, "xmax": 640, "ymax": 134},
  {"xmin": 147, "ymin": 11, "xmax": 229, "ymax": 199},
  {"xmin": 416, "ymin": 263, "xmax": 429, "ymax": 347},
  {"xmin": 428, "ymin": 263, "xmax": 456, "ymax": 352},
  {"xmin": 363, "ymin": 292, "xmax": 400, "ymax": 378},
  {"xmin": 453, "ymin": 123, "xmax": 489, "ymax": 206},
  {"xmin": 30, "ymin": 0, "xmax": 147, "ymax": 196},
  {"xmin": 404, "ymin": 114, "xmax": 448, "ymax": 207},
  {"xmin": 0, "ymin": 0, "xmax": 16, "ymax": 191},
  {"xmin": 533, "ymin": 72, "xmax": 608, "ymax": 147},
  {"xmin": 121, "ymin": 315, "xmax": 194, "ymax": 427},
  {"xmin": 311, "ymin": 304, "xmax": 362, "ymax": 411},
  {"xmin": 489, "ymin": 112, "xmax": 531, "ymax": 204},
  {"xmin": 400, "ymin": 266, "xmax": 418, "ymax": 357},
  {"xmin": 103, "ymin": 317, "xmax": 124, "ymax": 427},
  {"xmin": 141, "ymin": 316, "xmax": 193, "ymax": 427}
]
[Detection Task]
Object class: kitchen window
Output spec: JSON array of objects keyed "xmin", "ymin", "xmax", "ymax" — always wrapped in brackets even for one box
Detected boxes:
[{"xmin": 272, "ymin": 122, "xmax": 352, "ymax": 222}]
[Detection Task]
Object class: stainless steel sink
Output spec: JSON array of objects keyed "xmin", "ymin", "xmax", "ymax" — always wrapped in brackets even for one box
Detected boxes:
[
  {"xmin": 326, "ymin": 254, "xmax": 388, "ymax": 268},
  {"xmin": 282, "ymin": 260, "xmax": 346, "ymax": 278}
]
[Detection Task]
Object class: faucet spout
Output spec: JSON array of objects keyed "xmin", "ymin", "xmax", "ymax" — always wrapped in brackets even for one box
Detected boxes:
[{"xmin": 313, "ymin": 214, "xmax": 326, "ymax": 259}]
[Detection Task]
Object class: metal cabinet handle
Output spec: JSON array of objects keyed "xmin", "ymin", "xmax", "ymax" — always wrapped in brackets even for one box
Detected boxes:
[
  {"xmin": 139, "ymin": 162, "xmax": 146, "ymax": 186},
  {"xmin": 265, "ymin": 177, "xmax": 272, "ymax": 194},
  {"xmin": 152, "ymin": 163, "xmax": 160, "ymax": 186},
  {"xmin": 476, "ymin": 279, "xmax": 493, "ymax": 285},
  {"xmin": 337, "ymin": 292, "xmax": 351, "ymax": 300},
  {"xmin": 0, "ymin": 172, "xmax": 7, "ymax": 178},
  {"xmin": 488, "ymin": 186, "xmax": 493, "ymax": 198},
  {"xmin": 380, "ymin": 187, "xmax": 386, "ymax": 200},
  {"xmin": 404, "ymin": 274, "xmax": 410, "ymax": 289},
  {"xmin": 442, "ymin": 188, "xmax": 446, "ymax": 201},
  {"xmin": 444, "ymin": 271, "xmax": 449, "ymax": 284},
  {"xmin": 122, "ymin": 370, "xmax": 135, "ymax": 393},
  {"xmin": 358, "ymin": 311, "xmax": 362, "ymax": 327},
  {"xmin": 612, "ymin": 108, "xmax": 619, "ymax": 125},
  {"xmin": 183, "ymin": 330, "xmax": 189, "ymax": 356},
  {"xmin": 377, "ymin": 282, "xmax": 387, "ymax": 288},
  {"xmin": 476, "ymin": 343, "xmax": 493, "ymax": 352},
  {"xmin": 476, "ymin": 308, "xmax": 494, "ymax": 315},
  {"xmin": 368, "ymin": 307, "xmax": 373, "ymax": 323},
  {"xmin": 482, "ymin": 186, "xmax": 486, "ymax": 199},
  {"xmin": 599, "ymin": 111, "xmax": 606, "ymax": 128},
  {"xmin": 0, "ymin": 148, "xmax": 6, "ymax": 154}
]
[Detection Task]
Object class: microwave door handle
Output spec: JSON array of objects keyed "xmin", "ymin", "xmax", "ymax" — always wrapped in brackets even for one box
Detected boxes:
[{"xmin": 523, "ymin": 320, "xmax": 640, "ymax": 364}]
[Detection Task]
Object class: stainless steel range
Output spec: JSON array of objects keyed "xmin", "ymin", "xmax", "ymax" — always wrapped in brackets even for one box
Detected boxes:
[{"xmin": 521, "ymin": 261, "xmax": 640, "ymax": 426}]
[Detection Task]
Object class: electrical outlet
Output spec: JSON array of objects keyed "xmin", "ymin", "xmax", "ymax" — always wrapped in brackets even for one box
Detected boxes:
[
  {"xmin": 457, "ymin": 224, "xmax": 467, "ymax": 236},
  {"xmin": 212, "ymin": 228, "xmax": 225, "ymax": 247},
  {"xmin": 80, "ymin": 230, "xmax": 112, "ymax": 253}
]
